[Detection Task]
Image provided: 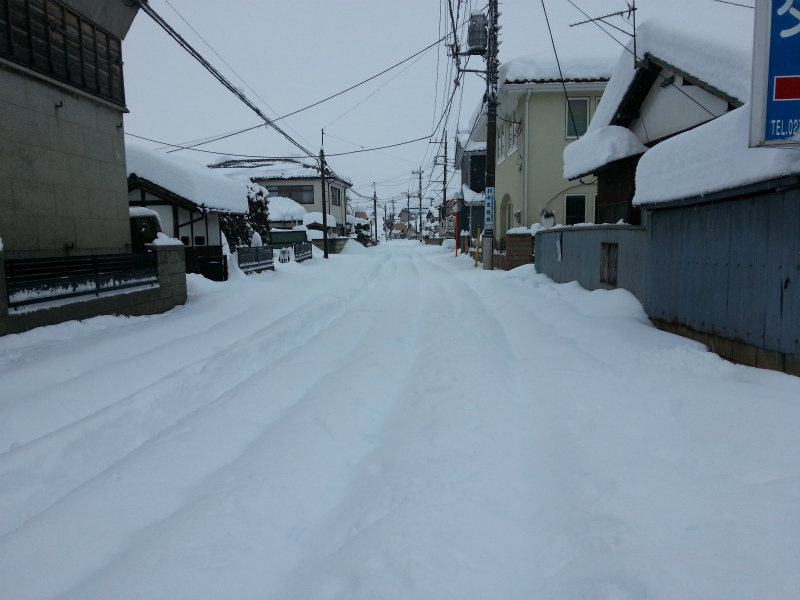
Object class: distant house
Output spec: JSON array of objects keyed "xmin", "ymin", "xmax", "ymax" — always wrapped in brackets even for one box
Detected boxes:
[
  {"xmin": 466, "ymin": 51, "xmax": 616, "ymax": 239},
  {"xmin": 209, "ymin": 157, "xmax": 351, "ymax": 237},
  {"xmin": 0, "ymin": 0, "xmax": 187, "ymax": 335},
  {"xmin": 126, "ymin": 144, "xmax": 249, "ymax": 279}
]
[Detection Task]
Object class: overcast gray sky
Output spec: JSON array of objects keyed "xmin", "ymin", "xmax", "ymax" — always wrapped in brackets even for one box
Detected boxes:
[{"xmin": 122, "ymin": 0, "xmax": 751, "ymax": 212}]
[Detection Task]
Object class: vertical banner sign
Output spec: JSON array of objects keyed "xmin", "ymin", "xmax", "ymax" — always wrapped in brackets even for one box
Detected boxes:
[
  {"xmin": 484, "ymin": 186, "xmax": 495, "ymax": 237},
  {"xmin": 751, "ymin": 0, "xmax": 800, "ymax": 146}
]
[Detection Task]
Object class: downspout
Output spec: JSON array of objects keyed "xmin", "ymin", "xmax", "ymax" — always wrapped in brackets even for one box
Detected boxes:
[{"xmin": 523, "ymin": 89, "xmax": 531, "ymax": 227}]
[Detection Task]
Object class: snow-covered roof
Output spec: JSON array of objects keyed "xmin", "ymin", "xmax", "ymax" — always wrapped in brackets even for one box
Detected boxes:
[
  {"xmin": 462, "ymin": 184, "xmax": 485, "ymax": 205},
  {"xmin": 303, "ymin": 212, "xmax": 336, "ymax": 228},
  {"xmin": 563, "ymin": 125, "xmax": 648, "ymax": 180},
  {"xmin": 268, "ymin": 195, "xmax": 307, "ymax": 221},
  {"xmin": 209, "ymin": 156, "xmax": 352, "ymax": 186},
  {"xmin": 591, "ymin": 13, "xmax": 753, "ymax": 134},
  {"xmin": 126, "ymin": 143, "xmax": 249, "ymax": 213},
  {"xmin": 457, "ymin": 129, "xmax": 486, "ymax": 153},
  {"xmin": 634, "ymin": 104, "xmax": 800, "ymax": 206},
  {"xmin": 500, "ymin": 53, "xmax": 616, "ymax": 85}
]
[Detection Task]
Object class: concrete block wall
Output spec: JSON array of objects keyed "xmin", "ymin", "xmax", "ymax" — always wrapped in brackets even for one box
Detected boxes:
[
  {"xmin": 0, "ymin": 246, "xmax": 187, "ymax": 336},
  {"xmin": 311, "ymin": 238, "xmax": 348, "ymax": 254},
  {"xmin": 0, "ymin": 61, "xmax": 131, "ymax": 259}
]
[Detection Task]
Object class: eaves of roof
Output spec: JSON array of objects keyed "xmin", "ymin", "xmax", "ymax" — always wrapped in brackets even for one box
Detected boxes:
[{"xmin": 127, "ymin": 175, "xmax": 247, "ymax": 214}]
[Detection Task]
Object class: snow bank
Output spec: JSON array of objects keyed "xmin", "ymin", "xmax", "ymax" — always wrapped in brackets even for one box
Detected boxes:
[
  {"xmin": 564, "ymin": 125, "xmax": 648, "ymax": 179},
  {"xmin": 126, "ymin": 143, "xmax": 249, "ymax": 213},
  {"xmin": 634, "ymin": 104, "xmax": 800, "ymax": 205},
  {"xmin": 267, "ymin": 195, "xmax": 307, "ymax": 221},
  {"xmin": 150, "ymin": 232, "xmax": 183, "ymax": 246},
  {"xmin": 303, "ymin": 212, "xmax": 336, "ymax": 228}
]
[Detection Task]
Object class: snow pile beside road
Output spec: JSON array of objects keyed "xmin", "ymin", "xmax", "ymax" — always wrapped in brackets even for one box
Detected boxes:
[{"xmin": 1, "ymin": 242, "xmax": 797, "ymax": 600}]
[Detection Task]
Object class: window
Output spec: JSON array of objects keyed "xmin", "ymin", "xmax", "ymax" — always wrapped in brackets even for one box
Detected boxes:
[
  {"xmin": 508, "ymin": 109, "xmax": 519, "ymax": 152},
  {"xmin": 565, "ymin": 194, "xmax": 586, "ymax": 225},
  {"xmin": 330, "ymin": 187, "xmax": 341, "ymax": 207},
  {"xmin": 498, "ymin": 124, "xmax": 506, "ymax": 161},
  {"xmin": 0, "ymin": 0, "xmax": 125, "ymax": 106},
  {"xmin": 596, "ymin": 96, "xmax": 603, "ymax": 111},
  {"xmin": 266, "ymin": 185, "xmax": 314, "ymax": 204},
  {"xmin": 566, "ymin": 97, "xmax": 589, "ymax": 138}
]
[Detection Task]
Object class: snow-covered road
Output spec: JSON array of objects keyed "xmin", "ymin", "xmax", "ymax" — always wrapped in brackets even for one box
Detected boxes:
[{"xmin": 1, "ymin": 240, "xmax": 799, "ymax": 600}]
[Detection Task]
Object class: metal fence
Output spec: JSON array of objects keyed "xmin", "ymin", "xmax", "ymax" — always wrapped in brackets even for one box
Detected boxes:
[
  {"xmin": 5, "ymin": 253, "xmax": 158, "ymax": 309},
  {"xmin": 293, "ymin": 242, "xmax": 313, "ymax": 262},
  {"xmin": 236, "ymin": 247, "xmax": 274, "ymax": 273}
]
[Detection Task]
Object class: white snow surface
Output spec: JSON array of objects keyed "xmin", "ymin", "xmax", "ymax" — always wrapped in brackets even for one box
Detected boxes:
[
  {"xmin": 590, "ymin": 13, "xmax": 753, "ymax": 134},
  {"xmin": 126, "ymin": 143, "xmax": 249, "ymax": 213},
  {"xmin": 150, "ymin": 232, "xmax": 183, "ymax": 246},
  {"xmin": 1, "ymin": 242, "xmax": 798, "ymax": 600},
  {"xmin": 500, "ymin": 52, "xmax": 616, "ymax": 84},
  {"xmin": 268, "ymin": 195, "xmax": 307, "ymax": 221},
  {"xmin": 563, "ymin": 125, "xmax": 649, "ymax": 179},
  {"xmin": 462, "ymin": 184, "xmax": 484, "ymax": 204},
  {"xmin": 303, "ymin": 211, "xmax": 336, "ymax": 228},
  {"xmin": 634, "ymin": 104, "xmax": 800, "ymax": 205}
]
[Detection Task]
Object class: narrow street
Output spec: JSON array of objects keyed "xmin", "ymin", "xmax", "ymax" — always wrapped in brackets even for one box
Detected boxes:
[{"xmin": 1, "ymin": 241, "xmax": 799, "ymax": 600}]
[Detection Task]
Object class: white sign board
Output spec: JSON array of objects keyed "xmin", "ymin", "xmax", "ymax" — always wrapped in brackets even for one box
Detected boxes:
[{"xmin": 484, "ymin": 186, "xmax": 495, "ymax": 237}]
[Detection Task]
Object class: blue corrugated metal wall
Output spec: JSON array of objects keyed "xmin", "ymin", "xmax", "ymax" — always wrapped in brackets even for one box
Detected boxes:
[
  {"xmin": 647, "ymin": 191, "xmax": 800, "ymax": 355},
  {"xmin": 535, "ymin": 226, "xmax": 648, "ymax": 305}
]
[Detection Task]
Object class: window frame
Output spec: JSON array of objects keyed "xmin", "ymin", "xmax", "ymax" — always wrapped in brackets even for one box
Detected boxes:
[
  {"xmin": 566, "ymin": 97, "xmax": 590, "ymax": 139},
  {"xmin": 508, "ymin": 109, "xmax": 519, "ymax": 153},
  {"xmin": 266, "ymin": 184, "xmax": 315, "ymax": 205},
  {"xmin": 330, "ymin": 186, "xmax": 341, "ymax": 207},
  {"xmin": 497, "ymin": 123, "xmax": 506, "ymax": 163},
  {"xmin": 565, "ymin": 194, "xmax": 587, "ymax": 225}
]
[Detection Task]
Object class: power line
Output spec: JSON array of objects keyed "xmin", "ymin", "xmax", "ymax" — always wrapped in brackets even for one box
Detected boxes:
[
  {"xmin": 564, "ymin": 0, "xmax": 724, "ymax": 121},
  {"xmin": 709, "ymin": 0, "xmax": 753, "ymax": 7},
  {"xmin": 132, "ymin": 0, "xmax": 317, "ymax": 159},
  {"xmin": 159, "ymin": 0, "xmax": 312, "ymax": 150}
]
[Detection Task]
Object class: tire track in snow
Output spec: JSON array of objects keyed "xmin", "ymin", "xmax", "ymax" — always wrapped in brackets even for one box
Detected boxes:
[
  {"xmin": 0, "ymin": 254, "xmax": 389, "ymax": 537},
  {"xmin": 267, "ymin": 247, "xmax": 547, "ymax": 598},
  {"xmin": 3, "ymin": 246, "xmax": 430, "ymax": 600}
]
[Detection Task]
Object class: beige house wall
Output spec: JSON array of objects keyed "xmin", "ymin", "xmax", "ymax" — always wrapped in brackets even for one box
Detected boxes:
[
  {"xmin": 493, "ymin": 83, "xmax": 605, "ymax": 238},
  {"xmin": 0, "ymin": 61, "xmax": 131, "ymax": 259}
]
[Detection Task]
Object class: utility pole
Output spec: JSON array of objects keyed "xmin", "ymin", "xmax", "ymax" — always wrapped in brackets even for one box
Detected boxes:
[
  {"xmin": 482, "ymin": 0, "xmax": 499, "ymax": 270},
  {"xmin": 373, "ymin": 182, "xmax": 378, "ymax": 246},
  {"xmin": 320, "ymin": 130, "xmax": 329, "ymax": 259},
  {"xmin": 417, "ymin": 169, "xmax": 423, "ymax": 242},
  {"xmin": 442, "ymin": 133, "xmax": 448, "ymax": 239}
]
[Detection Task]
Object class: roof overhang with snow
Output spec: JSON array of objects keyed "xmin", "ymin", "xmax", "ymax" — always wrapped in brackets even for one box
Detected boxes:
[{"xmin": 126, "ymin": 144, "xmax": 250, "ymax": 214}]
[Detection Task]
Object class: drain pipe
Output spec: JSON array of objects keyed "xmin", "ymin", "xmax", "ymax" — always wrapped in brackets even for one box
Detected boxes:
[{"xmin": 523, "ymin": 89, "xmax": 531, "ymax": 227}]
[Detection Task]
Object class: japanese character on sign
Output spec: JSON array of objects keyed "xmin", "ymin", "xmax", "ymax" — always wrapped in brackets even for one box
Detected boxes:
[{"xmin": 778, "ymin": 0, "xmax": 800, "ymax": 38}]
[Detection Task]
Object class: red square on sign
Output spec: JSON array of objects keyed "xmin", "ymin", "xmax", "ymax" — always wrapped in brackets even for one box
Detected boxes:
[{"xmin": 774, "ymin": 76, "xmax": 800, "ymax": 101}]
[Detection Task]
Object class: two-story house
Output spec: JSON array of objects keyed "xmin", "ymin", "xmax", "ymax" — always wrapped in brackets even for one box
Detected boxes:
[
  {"xmin": 209, "ymin": 157, "xmax": 351, "ymax": 237},
  {"xmin": 466, "ymin": 52, "xmax": 616, "ymax": 239}
]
